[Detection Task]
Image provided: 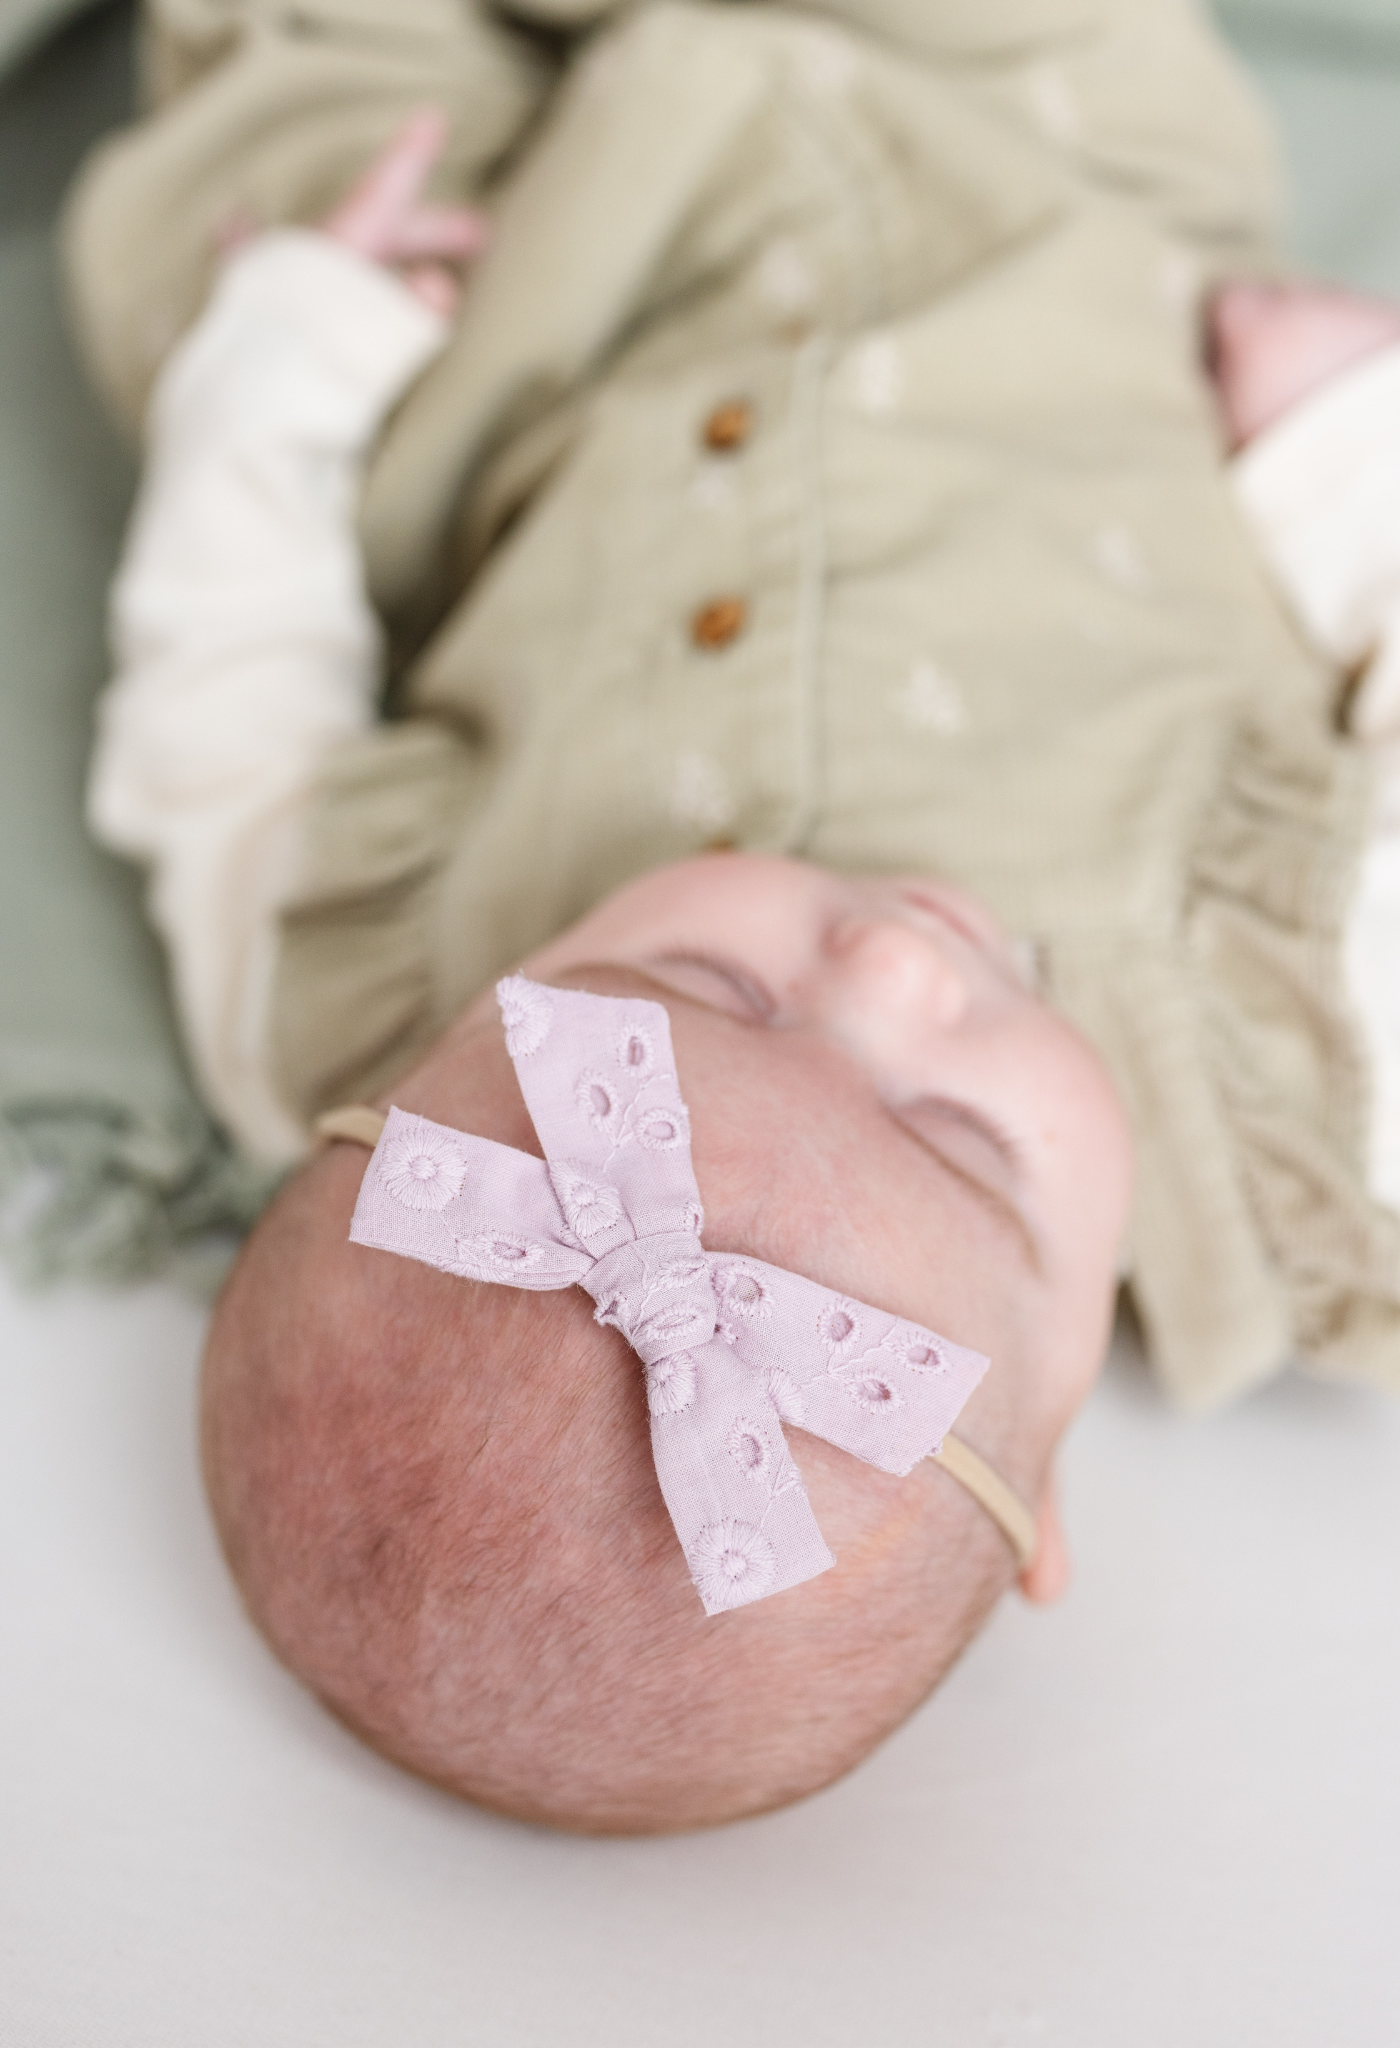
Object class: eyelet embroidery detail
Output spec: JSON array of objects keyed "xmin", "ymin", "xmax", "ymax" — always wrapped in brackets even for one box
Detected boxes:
[
  {"xmin": 841, "ymin": 1368, "xmax": 905, "ymax": 1414},
  {"xmin": 637, "ymin": 1303, "xmax": 713, "ymax": 1353},
  {"xmin": 552, "ymin": 1163, "xmax": 623, "ymax": 1243},
  {"xmin": 646, "ymin": 1351, "xmax": 698, "ymax": 1417},
  {"xmin": 379, "ymin": 1126, "xmax": 468, "ymax": 1212},
  {"xmin": 456, "ymin": 1230, "xmax": 543, "ymax": 1274},
  {"xmin": 818, "ymin": 1300, "xmax": 860, "ymax": 1352},
  {"xmin": 655, "ymin": 1257, "xmax": 709, "ymax": 1290},
  {"xmin": 593, "ymin": 1292, "xmax": 630, "ymax": 1336},
  {"xmin": 617, "ymin": 1022, "xmax": 654, "ymax": 1078},
  {"xmin": 690, "ymin": 1519, "xmax": 777, "ymax": 1611},
  {"xmin": 497, "ymin": 976, "xmax": 554, "ymax": 1058},
  {"xmin": 634, "ymin": 1101, "xmax": 690, "ymax": 1151},
  {"xmin": 563, "ymin": 1010, "xmax": 691, "ymax": 1171},
  {"xmin": 714, "ymin": 1263, "xmax": 773, "ymax": 1321},
  {"xmin": 576, "ymin": 1069, "xmax": 621, "ymax": 1136},
  {"xmin": 765, "ymin": 1367, "xmax": 806, "ymax": 1428},
  {"xmin": 897, "ymin": 1332, "xmax": 947, "ymax": 1375},
  {"xmin": 726, "ymin": 1417, "xmax": 772, "ymax": 1483}
]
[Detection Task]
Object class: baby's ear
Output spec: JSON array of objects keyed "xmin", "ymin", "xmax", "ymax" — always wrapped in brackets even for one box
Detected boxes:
[{"xmin": 1017, "ymin": 1469, "xmax": 1069, "ymax": 1605}]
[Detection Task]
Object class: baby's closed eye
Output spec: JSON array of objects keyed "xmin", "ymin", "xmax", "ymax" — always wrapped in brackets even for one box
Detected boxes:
[
  {"xmin": 643, "ymin": 952, "xmax": 776, "ymax": 1023},
  {"xmin": 889, "ymin": 1097, "xmax": 1024, "ymax": 1215}
]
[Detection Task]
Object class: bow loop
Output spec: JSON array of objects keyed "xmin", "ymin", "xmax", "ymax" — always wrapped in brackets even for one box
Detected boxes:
[
  {"xmin": 350, "ymin": 1109, "xmax": 592, "ymax": 1290},
  {"xmin": 500, "ymin": 976, "xmax": 703, "ymax": 1242}
]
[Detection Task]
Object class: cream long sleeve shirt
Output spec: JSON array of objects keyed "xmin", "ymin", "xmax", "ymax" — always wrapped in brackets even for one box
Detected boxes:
[
  {"xmin": 90, "ymin": 231, "xmax": 447, "ymax": 1161},
  {"xmin": 91, "ymin": 227, "xmax": 1400, "ymax": 1208},
  {"xmin": 1234, "ymin": 346, "xmax": 1400, "ymax": 1216}
]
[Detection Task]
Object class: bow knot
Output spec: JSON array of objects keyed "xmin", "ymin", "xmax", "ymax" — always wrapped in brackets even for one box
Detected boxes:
[{"xmin": 583, "ymin": 1233, "xmax": 717, "ymax": 1365}]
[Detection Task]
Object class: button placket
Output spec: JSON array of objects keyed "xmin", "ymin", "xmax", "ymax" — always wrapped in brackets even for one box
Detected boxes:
[{"xmin": 688, "ymin": 397, "xmax": 757, "ymax": 653}]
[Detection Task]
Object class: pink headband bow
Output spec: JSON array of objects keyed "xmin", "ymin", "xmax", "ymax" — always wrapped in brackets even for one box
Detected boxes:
[{"xmin": 346, "ymin": 976, "xmax": 1006, "ymax": 1614}]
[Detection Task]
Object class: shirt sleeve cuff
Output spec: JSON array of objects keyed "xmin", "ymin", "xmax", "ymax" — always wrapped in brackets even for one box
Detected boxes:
[
  {"xmin": 152, "ymin": 228, "xmax": 450, "ymax": 451},
  {"xmin": 1231, "ymin": 340, "xmax": 1400, "ymax": 662}
]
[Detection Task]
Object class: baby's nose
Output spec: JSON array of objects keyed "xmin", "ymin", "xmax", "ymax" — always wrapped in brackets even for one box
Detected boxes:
[{"xmin": 820, "ymin": 915, "xmax": 970, "ymax": 1036}]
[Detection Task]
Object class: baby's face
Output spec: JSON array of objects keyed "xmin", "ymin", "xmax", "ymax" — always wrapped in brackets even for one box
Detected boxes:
[{"xmin": 494, "ymin": 856, "xmax": 1133, "ymax": 1501}]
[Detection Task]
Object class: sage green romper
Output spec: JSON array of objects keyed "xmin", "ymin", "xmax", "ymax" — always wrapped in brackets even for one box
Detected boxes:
[{"xmin": 65, "ymin": 0, "xmax": 1400, "ymax": 1404}]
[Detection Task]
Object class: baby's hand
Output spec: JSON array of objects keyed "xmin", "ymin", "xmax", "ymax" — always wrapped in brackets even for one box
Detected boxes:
[
  {"xmin": 1210, "ymin": 280, "xmax": 1400, "ymax": 450},
  {"xmin": 318, "ymin": 107, "xmax": 489, "ymax": 317}
]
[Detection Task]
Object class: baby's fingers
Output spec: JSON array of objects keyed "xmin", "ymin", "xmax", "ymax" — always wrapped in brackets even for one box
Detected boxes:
[
  {"xmin": 387, "ymin": 204, "xmax": 490, "ymax": 264},
  {"xmin": 400, "ymin": 262, "xmax": 463, "ymax": 320},
  {"xmin": 323, "ymin": 107, "xmax": 453, "ymax": 259}
]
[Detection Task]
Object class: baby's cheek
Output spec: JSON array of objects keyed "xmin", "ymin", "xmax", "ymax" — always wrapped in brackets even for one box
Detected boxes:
[{"xmin": 1023, "ymin": 1028, "xmax": 1133, "ymax": 1263}]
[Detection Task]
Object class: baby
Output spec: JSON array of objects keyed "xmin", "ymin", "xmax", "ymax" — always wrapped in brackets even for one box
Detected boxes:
[
  {"xmin": 63, "ymin": 0, "xmax": 1400, "ymax": 1828},
  {"xmin": 203, "ymin": 856, "xmax": 1130, "ymax": 1829}
]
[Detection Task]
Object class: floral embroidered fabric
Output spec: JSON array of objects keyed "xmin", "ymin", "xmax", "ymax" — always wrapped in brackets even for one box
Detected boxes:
[{"xmin": 349, "ymin": 978, "xmax": 989, "ymax": 1614}]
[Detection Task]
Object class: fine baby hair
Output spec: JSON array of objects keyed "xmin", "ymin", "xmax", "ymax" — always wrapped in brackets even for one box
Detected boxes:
[{"xmin": 201, "ymin": 932, "xmax": 1102, "ymax": 1834}]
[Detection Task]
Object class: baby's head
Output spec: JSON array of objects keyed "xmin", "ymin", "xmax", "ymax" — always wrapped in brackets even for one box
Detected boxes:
[{"xmin": 203, "ymin": 856, "xmax": 1131, "ymax": 1833}]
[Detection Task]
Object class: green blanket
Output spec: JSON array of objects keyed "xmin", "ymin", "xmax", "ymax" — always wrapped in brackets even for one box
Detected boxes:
[
  {"xmin": 0, "ymin": 0, "xmax": 102, "ymax": 77},
  {"xmin": 1219, "ymin": 0, "xmax": 1400, "ymax": 295},
  {"xmin": 0, "ymin": 0, "xmax": 1397, "ymax": 1287},
  {"xmin": 0, "ymin": 2, "xmax": 275, "ymax": 1285}
]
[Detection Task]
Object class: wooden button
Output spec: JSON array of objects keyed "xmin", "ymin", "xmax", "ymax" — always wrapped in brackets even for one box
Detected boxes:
[
  {"xmin": 691, "ymin": 597, "xmax": 749, "ymax": 651},
  {"xmin": 702, "ymin": 399, "xmax": 755, "ymax": 453}
]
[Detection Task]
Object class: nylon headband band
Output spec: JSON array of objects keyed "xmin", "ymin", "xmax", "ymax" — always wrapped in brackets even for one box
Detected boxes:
[
  {"xmin": 930, "ymin": 1436, "xmax": 1038, "ymax": 1572},
  {"xmin": 316, "ymin": 1102, "xmax": 1039, "ymax": 1577},
  {"xmin": 317, "ymin": 1103, "xmax": 393, "ymax": 1149}
]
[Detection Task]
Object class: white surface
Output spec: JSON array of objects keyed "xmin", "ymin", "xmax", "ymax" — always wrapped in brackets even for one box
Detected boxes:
[{"xmin": 3, "ymin": 1273, "xmax": 1400, "ymax": 2048}]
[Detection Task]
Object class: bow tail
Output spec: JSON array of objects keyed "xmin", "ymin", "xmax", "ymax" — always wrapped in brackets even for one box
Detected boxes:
[
  {"xmin": 647, "ymin": 1337, "xmax": 834, "ymax": 1616},
  {"xmin": 709, "ymin": 1258, "xmax": 990, "ymax": 1479},
  {"xmin": 778, "ymin": 1351, "xmax": 987, "ymax": 1479}
]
